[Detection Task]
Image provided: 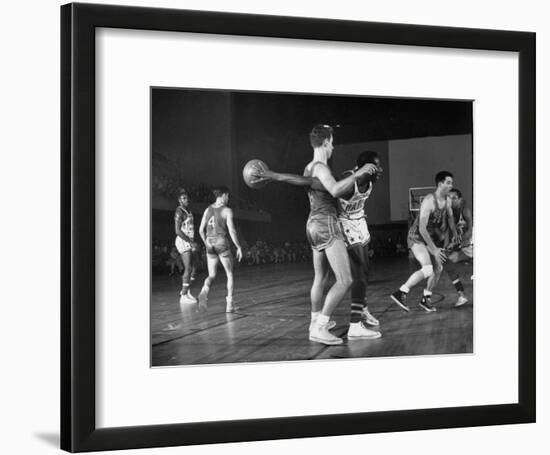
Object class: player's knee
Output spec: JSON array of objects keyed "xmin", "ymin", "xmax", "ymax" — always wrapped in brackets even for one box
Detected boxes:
[
  {"xmin": 338, "ymin": 274, "xmax": 353, "ymax": 289},
  {"xmin": 421, "ymin": 265, "xmax": 433, "ymax": 278}
]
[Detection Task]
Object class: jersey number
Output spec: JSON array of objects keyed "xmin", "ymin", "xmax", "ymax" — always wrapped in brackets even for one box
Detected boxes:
[{"xmin": 207, "ymin": 216, "xmax": 215, "ymax": 231}]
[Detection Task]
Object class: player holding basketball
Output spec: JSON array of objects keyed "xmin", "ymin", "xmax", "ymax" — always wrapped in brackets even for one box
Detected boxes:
[
  {"xmin": 249, "ymin": 125, "xmax": 377, "ymax": 344},
  {"xmin": 444, "ymin": 188, "xmax": 473, "ymax": 306},
  {"xmin": 391, "ymin": 171, "xmax": 457, "ymax": 312},
  {"xmin": 337, "ymin": 151, "xmax": 383, "ymax": 338},
  {"xmin": 197, "ymin": 186, "xmax": 243, "ymax": 313},
  {"xmin": 174, "ymin": 189, "xmax": 198, "ymax": 304}
]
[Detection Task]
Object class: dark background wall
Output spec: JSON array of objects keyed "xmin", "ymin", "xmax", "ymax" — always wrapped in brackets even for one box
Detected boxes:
[
  {"xmin": 151, "ymin": 88, "xmax": 473, "ymax": 245},
  {"xmin": 151, "ymin": 89, "xmax": 234, "ymax": 188}
]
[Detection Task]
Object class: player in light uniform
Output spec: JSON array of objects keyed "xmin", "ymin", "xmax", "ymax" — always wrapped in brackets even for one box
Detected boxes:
[
  {"xmin": 444, "ymin": 188, "xmax": 473, "ymax": 306},
  {"xmin": 337, "ymin": 151, "xmax": 383, "ymax": 338},
  {"xmin": 197, "ymin": 186, "xmax": 243, "ymax": 313},
  {"xmin": 174, "ymin": 189, "xmax": 198, "ymax": 304},
  {"xmin": 391, "ymin": 171, "xmax": 457, "ymax": 312}
]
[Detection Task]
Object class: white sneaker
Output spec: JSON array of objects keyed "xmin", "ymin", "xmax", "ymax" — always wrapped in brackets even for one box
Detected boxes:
[
  {"xmin": 362, "ymin": 308, "xmax": 379, "ymax": 326},
  {"xmin": 226, "ymin": 297, "xmax": 238, "ymax": 313},
  {"xmin": 308, "ymin": 319, "xmax": 336, "ymax": 333},
  {"xmin": 455, "ymin": 295, "xmax": 469, "ymax": 307},
  {"xmin": 179, "ymin": 292, "xmax": 195, "ymax": 305},
  {"xmin": 347, "ymin": 322, "xmax": 382, "ymax": 340},
  {"xmin": 309, "ymin": 323, "xmax": 343, "ymax": 345}
]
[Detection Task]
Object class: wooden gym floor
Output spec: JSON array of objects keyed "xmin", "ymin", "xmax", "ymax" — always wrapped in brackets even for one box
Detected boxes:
[{"xmin": 151, "ymin": 257, "xmax": 473, "ymax": 367}]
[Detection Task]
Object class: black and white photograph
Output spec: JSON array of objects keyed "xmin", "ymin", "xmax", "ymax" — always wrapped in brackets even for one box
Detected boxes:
[{"xmin": 151, "ymin": 88, "xmax": 474, "ymax": 366}]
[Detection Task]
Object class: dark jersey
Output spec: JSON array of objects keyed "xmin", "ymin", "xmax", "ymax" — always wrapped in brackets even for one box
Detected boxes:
[
  {"xmin": 407, "ymin": 193, "xmax": 449, "ymax": 248},
  {"xmin": 452, "ymin": 206, "xmax": 467, "ymax": 237},
  {"xmin": 303, "ymin": 162, "xmax": 338, "ymax": 218},
  {"xmin": 203, "ymin": 205, "xmax": 227, "ymax": 238}
]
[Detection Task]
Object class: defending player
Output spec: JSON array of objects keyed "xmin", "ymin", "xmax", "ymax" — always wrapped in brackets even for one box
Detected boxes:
[
  {"xmin": 391, "ymin": 171, "xmax": 457, "ymax": 312},
  {"xmin": 174, "ymin": 189, "xmax": 198, "ymax": 304},
  {"xmin": 444, "ymin": 188, "xmax": 473, "ymax": 306},
  {"xmin": 337, "ymin": 151, "xmax": 383, "ymax": 338},
  {"xmin": 197, "ymin": 186, "xmax": 243, "ymax": 313}
]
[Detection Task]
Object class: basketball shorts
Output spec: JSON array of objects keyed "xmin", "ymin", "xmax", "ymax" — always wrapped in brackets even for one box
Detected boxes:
[
  {"xmin": 306, "ymin": 214, "xmax": 344, "ymax": 252},
  {"xmin": 175, "ymin": 236, "xmax": 192, "ymax": 254},
  {"xmin": 407, "ymin": 229, "xmax": 444, "ymax": 250},
  {"xmin": 340, "ymin": 217, "xmax": 371, "ymax": 248},
  {"xmin": 206, "ymin": 236, "xmax": 231, "ymax": 258}
]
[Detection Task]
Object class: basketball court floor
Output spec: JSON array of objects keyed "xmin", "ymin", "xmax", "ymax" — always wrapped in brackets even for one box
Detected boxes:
[{"xmin": 151, "ymin": 257, "xmax": 473, "ymax": 367}]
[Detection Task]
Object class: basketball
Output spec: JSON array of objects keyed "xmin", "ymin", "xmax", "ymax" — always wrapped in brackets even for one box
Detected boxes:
[{"xmin": 242, "ymin": 159, "xmax": 269, "ymax": 189}]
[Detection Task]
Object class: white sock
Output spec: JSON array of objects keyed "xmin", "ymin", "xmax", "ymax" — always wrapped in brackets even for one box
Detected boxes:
[
  {"xmin": 399, "ymin": 285, "xmax": 410, "ymax": 293},
  {"xmin": 311, "ymin": 311, "xmax": 320, "ymax": 322},
  {"xmin": 317, "ymin": 314, "xmax": 330, "ymax": 327},
  {"xmin": 423, "ymin": 289, "xmax": 432, "ymax": 297},
  {"xmin": 226, "ymin": 296, "xmax": 233, "ymax": 304}
]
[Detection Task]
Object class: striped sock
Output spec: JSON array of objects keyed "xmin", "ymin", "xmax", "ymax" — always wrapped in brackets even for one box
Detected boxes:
[
  {"xmin": 452, "ymin": 279, "xmax": 464, "ymax": 293},
  {"xmin": 350, "ymin": 300, "xmax": 365, "ymax": 323}
]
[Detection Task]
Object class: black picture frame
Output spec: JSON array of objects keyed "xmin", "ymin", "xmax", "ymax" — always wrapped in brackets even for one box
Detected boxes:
[{"xmin": 61, "ymin": 2, "xmax": 536, "ymax": 452}]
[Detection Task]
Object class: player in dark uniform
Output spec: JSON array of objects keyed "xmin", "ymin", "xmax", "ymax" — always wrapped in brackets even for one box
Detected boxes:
[
  {"xmin": 444, "ymin": 188, "xmax": 473, "ymax": 306},
  {"xmin": 391, "ymin": 171, "xmax": 457, "ymax": 312},
  {"xmin": 337, "ymin": 151, "xmax": 383, "ymax": 339},
  {"xmin": 174, "ymin": 189, "xmax": 197, "ymax": 304},
  {"xmin": 197, "ymin": 186, "xmax": 243, "ymax": 313}
]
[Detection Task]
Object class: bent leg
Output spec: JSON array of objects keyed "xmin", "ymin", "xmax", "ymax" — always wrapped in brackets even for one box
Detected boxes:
[
  {"xmin": 426, "ymin": 256, "xmax": 443, "ymax": 293},
  {"xmin": 402, "ymin": 243, "xmax": 433, "ymax": 290},
  {"xmin": 198, "ymin": 255, "xmax": 219, "ymax": 311}
]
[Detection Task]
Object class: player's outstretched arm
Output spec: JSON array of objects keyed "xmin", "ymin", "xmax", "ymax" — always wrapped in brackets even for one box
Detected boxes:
[
  {"xmin": 250, "ymin": 167, "xmax": 316, "ymax": 187},
  {"xmin": 313, "ymin": 163, "xmax": 376, "ymax": 198},
  {"xmin": 225, "ymin": 208, "xmax": 243, "ymax": 262}
]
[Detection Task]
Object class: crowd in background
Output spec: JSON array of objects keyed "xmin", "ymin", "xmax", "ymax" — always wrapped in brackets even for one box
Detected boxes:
[{"xmin": 152, "ymin": 231, "xmax": 409, "ymax": 276}]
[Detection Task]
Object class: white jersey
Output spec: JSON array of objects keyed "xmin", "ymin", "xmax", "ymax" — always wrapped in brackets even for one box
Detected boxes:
[
  {"xmin": 174, "ymin": 206, "xmax": 194, "ymax": 254},
  {"xmin": 338, "ymin": 176, "xmax": 373, "ymax": 247},
  {"xmin": 338, "ymin": 178, "xmax": 373, "ymax": 221}
]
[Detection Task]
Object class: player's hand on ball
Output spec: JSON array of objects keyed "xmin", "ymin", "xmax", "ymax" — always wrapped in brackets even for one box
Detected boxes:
[
  {"xmin": 250, "ymin": 168, "xmax": 272, "ymax": 184},
  {"xmin": 356, "ymin": 163, "xmax": 377, "ymax": 177},
  {"xmin": 236, "ymin": 247, "xmax": 243, "ymax": 262}
]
